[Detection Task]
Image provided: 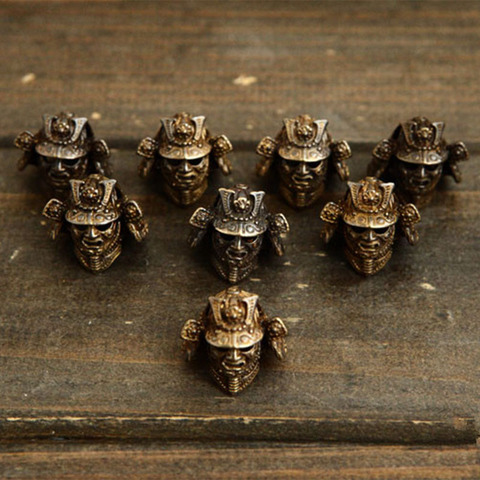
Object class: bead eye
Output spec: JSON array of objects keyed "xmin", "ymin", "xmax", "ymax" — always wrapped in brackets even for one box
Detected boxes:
[
  {"xmin": 219, "ymin": 232, "xmax": 235, "ymax": 242},
  {"xmin": 167, "ymin": 158, "xmax": 182, "ymax": 167},
  {"xmin": 188, "ymin": 157, "xmax": 204, "ymax": 166},
  {"xmin": 285, "ymin": 160, "xmax": 301, "ymax": 169},
  {"xmin": 62, "ymin": 158, "xmax": 81, "ymax": 167},
  {"xmin": 97, "ymin": 222, "xmax": 113, "ymax": 232},
  {"xmin": 402, "ymin": 162, "xmax": 418, "ymax": 171},
  {"xmin": 239, "ymin": 345, "xmax": 254, "ymax": 352},
  {"xmin": 41, "ymin": 156, "xmax": 56, "ymax": 164}
]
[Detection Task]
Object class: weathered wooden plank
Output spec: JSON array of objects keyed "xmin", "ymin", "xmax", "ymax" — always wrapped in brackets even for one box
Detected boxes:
[
  {"xmin": 1, "ymin": 1, "xmax": 480, "ymax": 144},
  {"xmin": 0, "ymin": 443, "xmax": 479, "ymax": 479},
  {"xmin": 0, "ymin": 413, "xmax": 477, "ymax": 445},
  {"xmin": 0, "ymin": 145, "xmax": 478, "ymax": 443}
]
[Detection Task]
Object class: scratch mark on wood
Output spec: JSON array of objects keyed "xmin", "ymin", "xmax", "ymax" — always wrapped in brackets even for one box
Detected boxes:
[
  {"xmin": 21, "ymin": 73, "xmax": 36, "ymax": 85},
  {"xmin": 233, "ymin": 74, "xmax": 258, "ymax": 86},
  {"xmin": 285, "ymin": 317, "xmax": 302, "ymax": 323},
  {"xmin": 9, "ymin": 248, "xmax": 20, "ymax": 262}
]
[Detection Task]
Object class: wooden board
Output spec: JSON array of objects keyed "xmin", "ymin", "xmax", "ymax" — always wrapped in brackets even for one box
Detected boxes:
[
  {"xmin": 1, "ymin": 1, "xmax": 480, "ymax": 146},
  {"xmin": 0, "ymin": 145, "xmax": 478, "ymax": 444},
  {"xmin": 1, "ymin": 443, "xmax": 479, "ymax": 479},
  {"xmin": 1, "ymin": 1, "xmax": 480, "ymax": 474}
]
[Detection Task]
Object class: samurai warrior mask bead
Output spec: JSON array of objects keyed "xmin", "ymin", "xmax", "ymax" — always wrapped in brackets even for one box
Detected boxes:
[
  {"xmin": 14, "ymin": 112, "xmax": 111, "ymax": 195},
  {"xmin": 42, "ymin": 174, "xmax": 148, "ymax": 273},
  {"xmin": 256, "ymin": 115, "xmax": 352, "ymax": 208},
  {"xmin": 181, "ymin": 286, "xmax": 288, "ymax": 395},
  {"xmin": 137, "ymin": 112, "xmax": 233, "ymax": 206},
  {"xmin": 188, "ymin": 184, "xmax": 289, "ymax": 283},
  {"xmin": 367, "ymin": 116, "xmax": 469, "ymax": 207},
  {"xmin": 320, "ymin": 177, "xmax": 420, "ymax": 276}
]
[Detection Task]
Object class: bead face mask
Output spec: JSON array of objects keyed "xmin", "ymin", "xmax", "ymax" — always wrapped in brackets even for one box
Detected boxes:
[
  {"xmin": 39, "ymin": 155, "xmax": 89, "ymax": 192},
  {"xmin": 278, "ymin": 157, "xmax": 328, "ymax": 206},
  {"xmin": 392, "ymin": 159, "xmax": 444, "ymax": 199},
  {"xmin": 160, "ymin": 155, "xmax": 209, "ymax": 191},
  {"xmin": 211, "ymin": 231, "xmax": 264, "ymax": 284},
  {"xmin": 69, "ymin": 219, "xmax": 122, "ymax": 273},
  {"xmin": 208, "ymin": 342, "xmax": 262, "ymax": 395},
  {"xmin": 343, "ymin": 224, "xmax": 396, "ymax": 276}
]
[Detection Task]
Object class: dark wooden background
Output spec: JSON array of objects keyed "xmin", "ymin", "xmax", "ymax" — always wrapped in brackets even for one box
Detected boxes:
[{"xmin": 1, "ymin": 1, "xmax": 479, "ymax": 478}]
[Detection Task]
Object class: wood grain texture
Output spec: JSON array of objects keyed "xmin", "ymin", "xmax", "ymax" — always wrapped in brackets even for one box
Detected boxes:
[
  {"xmin": 1, "ymin": 0, "xmax": 480, "ymax": 145},
  {"xmin": 0, "ymin": 145, "xmax": 479, "ymax": 443},
  {"xmin": 1, "ymin": 4, "xmax": 480, "ymax": 473},
  {"xmin": 0, "ymin": 443, "xmax": 479, "ymax": 479}
]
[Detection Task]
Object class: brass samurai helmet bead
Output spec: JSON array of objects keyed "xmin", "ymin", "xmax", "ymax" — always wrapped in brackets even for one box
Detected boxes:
[
  {"xmin": 256, "ymin": 115, "xmax": 352, "ymax": 208},
  {"xmin": 137, "ymin": 112, "xmax": 233, "ymax": 206},
  {"xmin": 181, "ymin": 286, "xmax": 288, "ymax": 395},
  {"xmin": 14, "ymin": 112, "xmax": 111, "ymax": 195},
  {"xmin": 42, "ymin": 174, "xmax": 148, "ymax": 273},
  {"xmin": 367, "ymin": 116, "xmax": 469, "ymax": 207},
  {"xmin": 188, "ymin": 184, "xmax": 289, "ymax": 283},
  {"xmin": 320, "ymin": 176, "xmax": 421, "ymax": 276}
]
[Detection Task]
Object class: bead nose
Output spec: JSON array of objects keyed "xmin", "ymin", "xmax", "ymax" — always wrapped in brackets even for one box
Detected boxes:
[
  {"xmin": 232, "ymin": 236, "xmax": 244, "ymax": 250},
  {"xmin": 358, "ymin": 229, "xmax": 381, "ymax": 250},
  {"xmin": 225, "ymin": 348, "xmax": 245, "ymax": 366},
  {"xmin": 227, "ymin": 236, "xmax": 248, "ymax": 261},
  {"xmin": 180, "ymin": 160, "xmax": 192, "ymax": 173},
  {"xmin": 412, "ymin": 166, "xmax": 432, "ymax": 186},
  {"xmin": 297, "ymin": 162, "xmax": 309, "ymax": 175},
  {"xmin": 366, "ymin": 229, "xmax": 376, "ymax": 241},
  {"xmin": 87, "ymin": 226, "xmax": 100, "ymax": 239},
  {"xmin": 52, "ymin": 159, "xmax": 66, "ymax": 173}
]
